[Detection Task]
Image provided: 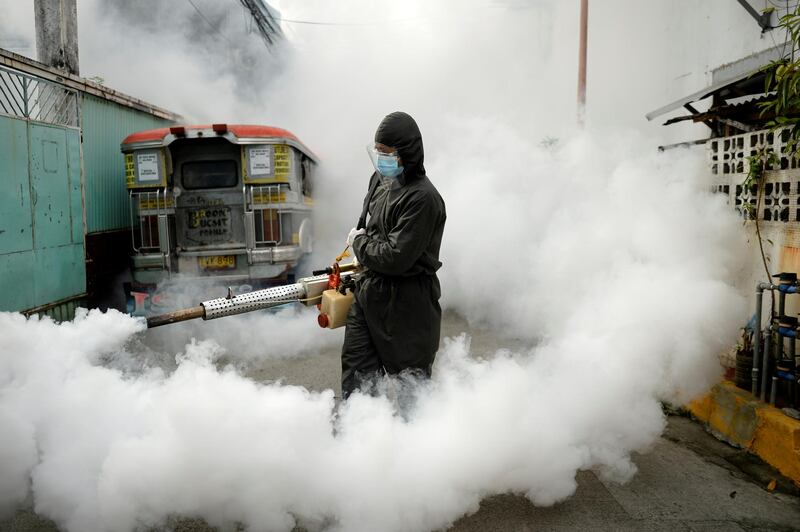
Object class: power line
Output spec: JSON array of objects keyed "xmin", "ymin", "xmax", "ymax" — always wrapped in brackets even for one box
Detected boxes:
[
  {"xmin": 765, "ymin": 0, "xmax": 796, "ymax": 57},
  {"xmin": 237, "ymin": 0, "xmax": 283, "ymax": 46},
  {"xmin": 185, "ymin": 0, "xmax": 236, "ymax": 46},
  {"xmin": 273, "ymin": 16, "xmax": 420, "ymax": 26}
]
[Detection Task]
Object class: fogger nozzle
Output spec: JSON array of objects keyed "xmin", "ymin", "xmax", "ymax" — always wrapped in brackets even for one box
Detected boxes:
[
  {"xmin": 144, "ymin": 269, "xmax": 357, "ymax": 329},
  {"xmin": 145, "ymin": 306, "xmax": 205, "ymax": 328}
]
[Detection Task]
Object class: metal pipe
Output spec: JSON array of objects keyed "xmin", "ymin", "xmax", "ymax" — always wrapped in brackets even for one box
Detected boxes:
[
  {"xmin": 791, "ymin": 337, "xmax": 797, "ymax": 408},
  {"xmin": 752, "ymin": 284, "xmax": 768, "ymax": 394},
  {"xmin": 778, "ymin": 287, "xmax": 786, "ymax": 399},
  {"xmin": 761, "ymin": 326, "xmax": 772, "ymax": 402},
  {"xmin": 770, "ymin": 376, "xmax": 778, "ymax": 405},
  {"xmin": 577, "ymin": 0, "xmax": 588, "ymax": 127},
  {"xmin": 146, "ymin": 306, "xmax": 205, "ymax": 329}
]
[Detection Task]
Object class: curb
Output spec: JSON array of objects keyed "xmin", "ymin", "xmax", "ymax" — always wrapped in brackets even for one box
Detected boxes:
[{"xmin": 687, "ymin": 381, "xmax": 800, "ymax": 486}]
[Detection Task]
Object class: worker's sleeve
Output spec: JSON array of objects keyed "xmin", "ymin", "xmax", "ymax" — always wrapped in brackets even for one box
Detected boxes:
[{"xmin": 352, "ymin": 192, "xmax": 437, "ymax": 276}]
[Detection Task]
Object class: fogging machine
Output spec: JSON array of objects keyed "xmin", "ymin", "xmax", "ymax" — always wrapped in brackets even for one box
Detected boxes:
[{"xmin": 145, "ymin": 262, "xmax": 358, "ymax": 329}]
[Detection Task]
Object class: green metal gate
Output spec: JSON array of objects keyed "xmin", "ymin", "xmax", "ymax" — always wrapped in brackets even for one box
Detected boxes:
[{"xmin": 0, "ymin": 65, "xmax": 85, "ymax": 319}]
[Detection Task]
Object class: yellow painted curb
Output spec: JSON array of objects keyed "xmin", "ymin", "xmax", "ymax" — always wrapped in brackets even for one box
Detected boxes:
[
  {"xmin": 752, "ymin": 409, "xmax": 800, "ymax": 483},
  {"xmin": 687, "ymin": 381, "xmax": 800, "ymax": 486}
]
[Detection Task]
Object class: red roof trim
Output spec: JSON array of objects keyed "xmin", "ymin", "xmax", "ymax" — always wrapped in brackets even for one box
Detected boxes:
[{"xmin": 121, "ymin": 124, "xmax": 301, "ymax": 145}]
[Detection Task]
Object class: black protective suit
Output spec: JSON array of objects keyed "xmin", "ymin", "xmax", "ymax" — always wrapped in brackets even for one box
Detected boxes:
[{"xmin": 341, "ymin": 112, "xmax": 446, "ymax": 398}]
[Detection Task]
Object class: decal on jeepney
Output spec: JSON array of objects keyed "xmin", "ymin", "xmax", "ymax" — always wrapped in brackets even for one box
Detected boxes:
[
  {"xmin": 125, "ymin": 154, "xmax": 135, "ymax": 187},
  {"xmin": 137, "ymin": 153, "xmax": 160, "ymax": 181},
  {"xmin": 249, "ymin": 147, "xmax": 272, "ymax": 177},
  {"xmin": 127, "ymin": 149, "xmax": 167, "ymax": 188},
  {"xmin": 187, "ymin": 207, "xmax": 231, "ymax": 237},
  {"xmin": 242, "ymin": 144, "xmax": 292, "ymax": 183},
  {"xmin": 184, "ymin": 196, "xmax": 225, "ymax": 206},
  {"xmin": 273, "ymin": 145, "xmax": 290, "ymax": 178}
]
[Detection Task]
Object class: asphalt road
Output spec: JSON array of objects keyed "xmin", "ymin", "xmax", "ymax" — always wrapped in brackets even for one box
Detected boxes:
[{"xmin": 3, "ymin": 312, "xmax": 800, "ymax": 531}]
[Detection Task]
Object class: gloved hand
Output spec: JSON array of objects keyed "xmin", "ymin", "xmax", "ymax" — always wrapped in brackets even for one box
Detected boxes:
[
  {"xmin": 351, "ymin": 255, "xmax": 360, "ymax": 269},
  {"xmin": 347, "ymin": 227, "xmax": 366, "ymax": 247}
]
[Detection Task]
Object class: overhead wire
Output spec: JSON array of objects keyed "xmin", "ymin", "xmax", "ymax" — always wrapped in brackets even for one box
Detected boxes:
[
  {"xmin": 765, "ymin": 0, "xmax": 795, "ymax": 60},
  {"xmin": 237, "ymin": 0, "xmax": 281, "ymax": 47},
  {"xmin": 185, "ymin": 0, "xmax": 237, "ymax": 47},
  {"xmin": 185, "ymin": 0, "xmax": 285, "ymax": 56},
  {"xmin": 273, "ymin": 16, "xmax": 420, "ymax": 26}
]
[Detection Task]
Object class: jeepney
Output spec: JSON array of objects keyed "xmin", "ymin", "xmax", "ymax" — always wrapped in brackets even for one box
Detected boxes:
[{"xmin": 121, "ymin": 124, "xmax": 316, "ymax": 310}]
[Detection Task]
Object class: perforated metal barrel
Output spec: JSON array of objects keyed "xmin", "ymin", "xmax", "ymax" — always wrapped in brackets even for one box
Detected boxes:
[{"xmin": 202, "ymin": 282, "xmax": 305, "ymax": 320}]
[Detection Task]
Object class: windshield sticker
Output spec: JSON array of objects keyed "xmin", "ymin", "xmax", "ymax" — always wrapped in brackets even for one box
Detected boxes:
[
  {"xmin": 137, "ymin": 153, "xmax": 160, "ymax": 182},
  {"xmin": 248, "ymin": 146, "xmax": 272, "ymax": 177}
]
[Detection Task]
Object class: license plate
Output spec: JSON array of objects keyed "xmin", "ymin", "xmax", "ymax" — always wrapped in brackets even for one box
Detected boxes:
[{"xmin": 199, "ymin": 255, "xmax": 236, "ymax": 270}]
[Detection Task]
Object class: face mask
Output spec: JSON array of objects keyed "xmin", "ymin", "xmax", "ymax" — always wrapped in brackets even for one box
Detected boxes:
[
  {"xmin": 367, "ymin": 143, "xmax": 404, "ymax": 178},
  {"xmin": 376, "ymin": 154, "xmax": 403, "ymax": 178}
]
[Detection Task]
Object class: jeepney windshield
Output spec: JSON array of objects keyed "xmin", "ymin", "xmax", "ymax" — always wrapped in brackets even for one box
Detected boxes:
[{"xmin": 182, "ymin": 160, "xmax": 238, "ymax": 189}]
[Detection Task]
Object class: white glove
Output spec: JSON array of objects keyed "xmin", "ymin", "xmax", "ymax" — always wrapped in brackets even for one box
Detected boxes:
[
  {"xmin": 351, "ymin": 255, "xmax": 360, "ymax": 269},
  {"xmin": 347, "ymin": 227, "xmax": 366, "ymax": 247}
]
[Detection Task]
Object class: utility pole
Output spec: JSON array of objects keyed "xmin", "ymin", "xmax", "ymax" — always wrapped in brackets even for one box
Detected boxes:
[
  {"xmin": 577, "ymin": 0, "xmax": 588, "ymax": 127},
  {"xmin": 34, "ymin": 0, "xmax": 79, "ymax": 75}
]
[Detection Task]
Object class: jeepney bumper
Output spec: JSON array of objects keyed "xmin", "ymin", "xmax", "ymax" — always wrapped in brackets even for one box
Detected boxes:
[
  {"xmin": 132, "ymin": 253, "xmax": 169, "ymax": 285},
  {"xmin": 132, "ymin": 245, "xmax": 304, "ymax": 283}
]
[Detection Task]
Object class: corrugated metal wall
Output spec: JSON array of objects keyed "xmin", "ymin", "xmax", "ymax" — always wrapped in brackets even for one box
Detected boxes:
[{"xmin": 81, "ymin": 94, "xmax": 173, "ymax": 234}]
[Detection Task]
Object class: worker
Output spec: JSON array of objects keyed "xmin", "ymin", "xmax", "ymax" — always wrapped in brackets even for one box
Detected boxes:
[{"xmin": 341, "ymin": 111, "xmax": 446, "ymax": 399}]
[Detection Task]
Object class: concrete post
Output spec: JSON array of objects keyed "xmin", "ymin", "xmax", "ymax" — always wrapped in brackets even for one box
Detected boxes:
[{"xmin": 34, "ymin": 0, "xmax": 79, "ymax": 75}]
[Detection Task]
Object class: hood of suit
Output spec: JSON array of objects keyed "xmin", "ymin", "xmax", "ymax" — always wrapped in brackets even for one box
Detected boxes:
[{"xmin": 374, "ymin": 111, "xmax": 426, "ymax": 182}]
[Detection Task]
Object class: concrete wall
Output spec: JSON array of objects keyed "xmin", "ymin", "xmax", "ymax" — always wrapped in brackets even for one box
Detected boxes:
[
  {"xmin": 708, "ymin": 128, "xmax": 800, "ymax": 316},
  {"xmin": 590, "ymin": 0, "xmax": 785, "ymax": 143}
]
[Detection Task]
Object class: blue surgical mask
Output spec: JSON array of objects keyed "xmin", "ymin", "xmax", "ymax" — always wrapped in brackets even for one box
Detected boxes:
[{"xmin": 376, "ymin": 154, "xmax": 403, "ymax": 178}]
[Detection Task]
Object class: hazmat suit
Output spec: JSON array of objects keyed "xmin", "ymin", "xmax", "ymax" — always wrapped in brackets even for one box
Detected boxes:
[{"xmin": 341, "ymin": 112, "xmax": 447, "ymax": 398}]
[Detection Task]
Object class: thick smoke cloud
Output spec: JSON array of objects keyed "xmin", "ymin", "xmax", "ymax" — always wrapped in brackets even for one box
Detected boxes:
[
  {"xmin": 0, "ymin": 137, "xmax": 748, "ymax": 531},
  {"xmin": 0, "ymin": 0, "xmax": 754, "ymax": 530}
]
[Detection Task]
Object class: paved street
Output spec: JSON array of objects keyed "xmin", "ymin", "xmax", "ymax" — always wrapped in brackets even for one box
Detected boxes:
[
  {"xmin": 450, "ymin": 416, "xmax": 800, "ymax": 531},
  {"xmin": 3, "ymin": 312, "xmax": 799, "ymax": 532}
]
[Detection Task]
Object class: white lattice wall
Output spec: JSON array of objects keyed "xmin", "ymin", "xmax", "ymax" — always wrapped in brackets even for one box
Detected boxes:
[{"xmin": 709, "ymin": 128, "xmax": 800, "ymax": 249}]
